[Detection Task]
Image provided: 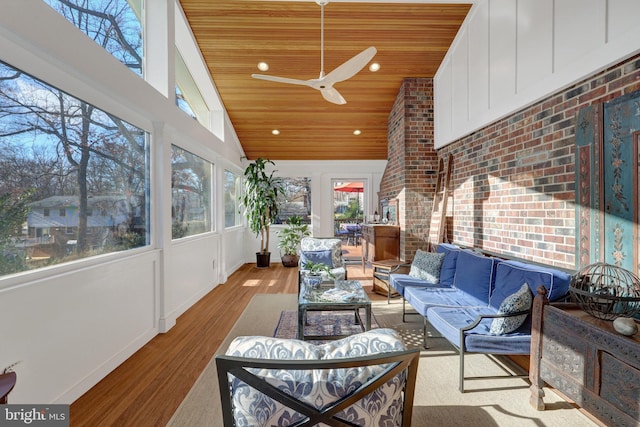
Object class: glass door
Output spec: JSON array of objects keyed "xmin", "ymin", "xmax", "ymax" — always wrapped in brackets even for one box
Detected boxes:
[{"xmin": 333, "ymin": 180, "xmax": 364, "ymax": 247}]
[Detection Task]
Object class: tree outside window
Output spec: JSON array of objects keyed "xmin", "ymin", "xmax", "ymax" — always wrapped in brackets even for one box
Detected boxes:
[
  {"xmin": 276, "ymin": 177, "xmax": 311, "ymax": 224},
  {"xmin": 171, "ymin": 146, "xmax": 212, "ymax": 239},
  {"xmin": 0, "ymin": 61, "xmax": 150, "ymax": 276},
  {"xmin": 43, "ymin": 0, "xmax": 143, "ymax": 77}
]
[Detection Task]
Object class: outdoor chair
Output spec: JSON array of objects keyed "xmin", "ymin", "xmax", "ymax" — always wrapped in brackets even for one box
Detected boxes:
[
  {"xmin": 334, "ymin": 224, "xmax": 351, "ymax": 243},
  {"xmin": 215, "ymin": 328, "xmax": 420, "ymax": 426}
]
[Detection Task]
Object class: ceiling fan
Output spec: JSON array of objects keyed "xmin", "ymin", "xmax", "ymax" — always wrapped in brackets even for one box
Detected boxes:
[{"xmin": 251, "ymin": 0, "xmax": 376, "ymax": 105}]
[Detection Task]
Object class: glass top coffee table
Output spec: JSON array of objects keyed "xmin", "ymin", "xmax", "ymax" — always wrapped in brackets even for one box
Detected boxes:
[{"xmin": 298, "ymin": 279, "xmax": 371, "ymax": 340}]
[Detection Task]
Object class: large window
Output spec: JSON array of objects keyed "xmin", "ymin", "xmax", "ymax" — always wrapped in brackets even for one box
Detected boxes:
[
  {"xmin": 224, "ymin": 170, "xmax": 241, "ymax": 228},
  {"xmin": 171, "ymin": 146, "xmax": 212, "ymax": 239},
  {"xmin": 0, "ymin": 61, "xmax": 150, "ymax": 276},
  {"xmin": 276, "ymin": 177, "xmax": 311, "ymax": 224},
  {"xmin": 43, "ymin": 0, "xmax": 143, "ymax": 77}
]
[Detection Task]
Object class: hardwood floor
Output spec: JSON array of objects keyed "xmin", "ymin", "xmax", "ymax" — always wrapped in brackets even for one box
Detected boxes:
[{"xmin": 70, "ymin": 246, "xmax": 374, "ymax": 426}]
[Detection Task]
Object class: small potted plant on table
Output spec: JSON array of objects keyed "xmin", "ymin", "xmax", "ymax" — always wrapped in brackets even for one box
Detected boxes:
[{"xmin": 302, "ymin": 260, "xmax": 335, "ymax": 287}]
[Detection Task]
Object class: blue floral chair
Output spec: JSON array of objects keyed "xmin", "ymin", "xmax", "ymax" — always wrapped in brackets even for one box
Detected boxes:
[
  {"xmin": 299, "ymin": 237, "xmax": 347, "ymax": 281},
  {"xmin": 215, "ymin": 328, "xmax": 420, "ymax": 426}
]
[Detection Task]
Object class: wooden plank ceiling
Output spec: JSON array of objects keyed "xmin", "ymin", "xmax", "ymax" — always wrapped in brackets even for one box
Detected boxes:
[{"xmin": 179, "ymin": 1, "xmax": 471, "ymax": 160}]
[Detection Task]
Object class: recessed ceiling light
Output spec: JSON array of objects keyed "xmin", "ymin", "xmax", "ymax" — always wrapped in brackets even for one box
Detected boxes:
[
  {"xmin": 369, "ymin": 63, "xmax": 380, "ymax": 72},
  {"xmin": 258, "ymin": 62, "xmax": 269, "ymax": 71},
  {"xmin": 353, "ymin": 130, "xmax": 361, "ymax": 135},
  {"xmin": 272, "ymin": 129, "xmax": 280, "ymax": 135}
]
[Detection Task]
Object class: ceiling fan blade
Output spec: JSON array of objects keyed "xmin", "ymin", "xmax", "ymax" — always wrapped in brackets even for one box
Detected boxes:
[
  {"xmin": 323, "ymin": 46, "xmax": 377, "ymax": 85},
  {"xmin": 251, "ymin": 73, "xmax": 312, "ymax": 87},
  {"xmin": 321, "ymin": 87, "xmax": 346, "ymax": 105}
]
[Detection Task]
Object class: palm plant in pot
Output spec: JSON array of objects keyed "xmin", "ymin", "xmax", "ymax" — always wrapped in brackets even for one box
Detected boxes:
[
  {"xmin": 241, "ymin": 158, "xmax": 283, "ymax": 268},
  {"xmin": 276, "ymin": 216, "xmax": 310, "ymax": 267}
]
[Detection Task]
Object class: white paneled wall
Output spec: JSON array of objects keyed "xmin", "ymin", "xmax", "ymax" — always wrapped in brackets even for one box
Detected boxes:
[
  {"xmin": 435, "ymin": 0, "xmax": 640, "ymax": 148},
  {"xmin": 488, "ymin": 0, "xmax": 516, "ymax": 108},
  {"xmin": 0, "ymin": 251, "xmax": 160, "ymax": 403},
  {"xmin": 516, "ymin": 0, "xmax": 552, "ymax": 93}
]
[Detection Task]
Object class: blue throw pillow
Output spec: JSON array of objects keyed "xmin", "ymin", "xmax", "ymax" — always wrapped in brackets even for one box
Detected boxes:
[
  {"xmin": 300, "ymin": 250, "xmax": 333, "ymax": 269},
  {"xmin": 489, "ymin": 283, "xmax": 533, "ymax": 334}
]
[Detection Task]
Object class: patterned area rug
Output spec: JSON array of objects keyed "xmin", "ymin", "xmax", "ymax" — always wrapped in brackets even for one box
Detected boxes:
[{"xmin": 274, "ymin": 309, "xmax": 379, "ymax": 340}]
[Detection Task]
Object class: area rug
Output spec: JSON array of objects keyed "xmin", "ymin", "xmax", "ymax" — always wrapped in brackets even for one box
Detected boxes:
[{"xmin": 274, "ymin": 309, "xmax": 379, "ymax": 340}]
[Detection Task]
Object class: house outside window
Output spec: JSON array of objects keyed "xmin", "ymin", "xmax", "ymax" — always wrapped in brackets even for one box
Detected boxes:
[{"xmin": 0, "ymin": 60, "xmax": 150, "ymax": 276}]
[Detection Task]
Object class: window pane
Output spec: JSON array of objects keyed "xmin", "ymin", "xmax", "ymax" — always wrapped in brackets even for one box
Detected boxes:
[
  {"xmin": 43, "ymin": 0, "xmax": 143, "ymax": 77},
  {"xmin": 276, "ymin": 177, "xmax": 311, "ymax": 224},
  {"xmin": 175, "ymin": 49, "xmax": 209, "ymax": 127},
  {"xmin": 0, "ymin": 60, "xmax": 150, "ymax": 276},
  {"xmin": 224, "ymin": 170, "xmax": 241, "ymax": 228},
  {"xmin": 171, "ymin": 146, "xmax": 212, "ymax": 239},
  {"xmin": 176, "ymin": 85, "xmax": 197, "ymax": 121}
]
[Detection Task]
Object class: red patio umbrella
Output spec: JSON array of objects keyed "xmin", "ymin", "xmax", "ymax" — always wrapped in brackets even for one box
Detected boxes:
[
  {"xmin": 333, "ymin": 181, "xmax": 364, "ymax": 193},
  {"xmin": 334, "ymin": 182, "xmax": 364, "ymax": 222}
]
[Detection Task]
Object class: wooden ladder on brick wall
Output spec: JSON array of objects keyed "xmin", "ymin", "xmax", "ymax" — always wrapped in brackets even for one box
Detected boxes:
[{"xmin": 428, "ymin": 153, "xmax": 453, "ymax": 251}]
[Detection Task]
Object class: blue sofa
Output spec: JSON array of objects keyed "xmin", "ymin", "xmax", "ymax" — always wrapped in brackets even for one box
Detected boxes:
[{"xmin": 389, "ymin": 243, "xmax": 572, "ymax": 392}]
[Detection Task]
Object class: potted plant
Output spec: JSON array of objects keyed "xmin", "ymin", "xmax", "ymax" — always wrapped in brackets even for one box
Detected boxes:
[
  {"xmin": 302, "ymin": 260, "xmax": 336, "ymax": 287},
  {"xmin": 240, "ymin": 158, "xmax": 283, "ymax": 268},
  {"xmin": 276, "ymin": 216, "xmax": 310, "ymax": 267}
]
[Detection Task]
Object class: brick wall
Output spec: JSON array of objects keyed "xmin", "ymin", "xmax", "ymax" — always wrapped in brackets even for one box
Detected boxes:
[
  {"xmin": 380, "ymin": 54, "xmax": 640, "ymax": 269},
  {"xmin": 380, "ymin": 78, "xmax": 439, "ymax": 261}
]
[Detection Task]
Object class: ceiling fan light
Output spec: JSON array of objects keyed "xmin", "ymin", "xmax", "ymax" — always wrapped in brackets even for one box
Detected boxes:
[
  {"xmin": 257, "ymin": 62, "xmax": 269, "ymax": 71},
  {"xmin": 272, "ymin": 129, "xmax": 280, "ymax": 135},
  {"xmin": 369, "ymin": 63, "xmax": 380, "ymax": 72},
  {"xmin": 353, "ymin": 130, "xmax": 361, "ymax": 135}
]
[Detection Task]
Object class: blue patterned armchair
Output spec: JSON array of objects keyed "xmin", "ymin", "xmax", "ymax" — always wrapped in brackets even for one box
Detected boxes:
[
  {"xmin": 215, "ymin": 328, "xmax": 420, "ymax": 426},
  {"xmin": 299, "ymin": 237, "xmax": 346, "ymax": 281}
]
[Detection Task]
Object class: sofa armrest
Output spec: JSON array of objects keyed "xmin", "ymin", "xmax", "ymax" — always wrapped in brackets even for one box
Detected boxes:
[
  {"xmin": 460, "ymin": 309, "xmax": 532, "ymax": 334},
  {"xmin": 389, "ymin": 263, "xmax": 412, "ymax": 274},
  {"xmin": 460, "ymin": 309, "xmax": 531, "ymax": 333}
]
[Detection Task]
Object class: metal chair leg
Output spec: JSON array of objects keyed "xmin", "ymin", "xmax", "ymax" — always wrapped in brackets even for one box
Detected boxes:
[
  {"xmin": 423, "ymin": 316, "xmax": 429, "ymax": 349},
  {"xmin": 459, "ymin": 330, "xmax": 465, "ymax": 392}
]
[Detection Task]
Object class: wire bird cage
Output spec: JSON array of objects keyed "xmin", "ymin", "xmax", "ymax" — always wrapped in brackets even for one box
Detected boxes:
[{"xmin": 570, "ymin": 263, "xmax": 640, "ymax": 320}]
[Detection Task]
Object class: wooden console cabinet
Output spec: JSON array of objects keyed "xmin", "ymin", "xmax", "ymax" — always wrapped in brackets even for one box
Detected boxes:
[
  {"xmin": 530, "ymin": 288, "xmax": 640, "ymax": 426},
  {"xmin": 361, "ymin": 225, "xmax": 400, "ymax": 266}
]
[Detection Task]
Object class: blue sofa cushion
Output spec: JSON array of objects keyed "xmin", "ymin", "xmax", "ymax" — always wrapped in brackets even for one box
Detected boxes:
[
  {"xmin": 404, "ymin": 286, "xmax": 487, "ymax": 317},
  {"xmin": 435, "ymin": 243, "xmax": 461, "ymax": 287},
  {"xmin": 409, "ymin": 250, "xmax": 445, "ymax": 282},
  {"xmin": 300, "ymin": 250, "xmax": 333, "ymax": 269},
  {"xmin": 389, "ymin": 274, "xmax": 444, "ymax": 298},
  {"xmin": 388, "ymin": 244, "xmax": 461, "ymax": 297},
  {"xmin": 453, "ymin": 250, "xmax": 499, "ymax": 304},
  {"xmin": 427, "ymin": 306, "xmax": 531, "ymax": 354},
  {"xmin": 489, "ymin": 283, "xmax": 532, "ymax": 334},
  {"xmin": 489, "ymin": 260, "xmax": 571, "ymax": 310}
]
